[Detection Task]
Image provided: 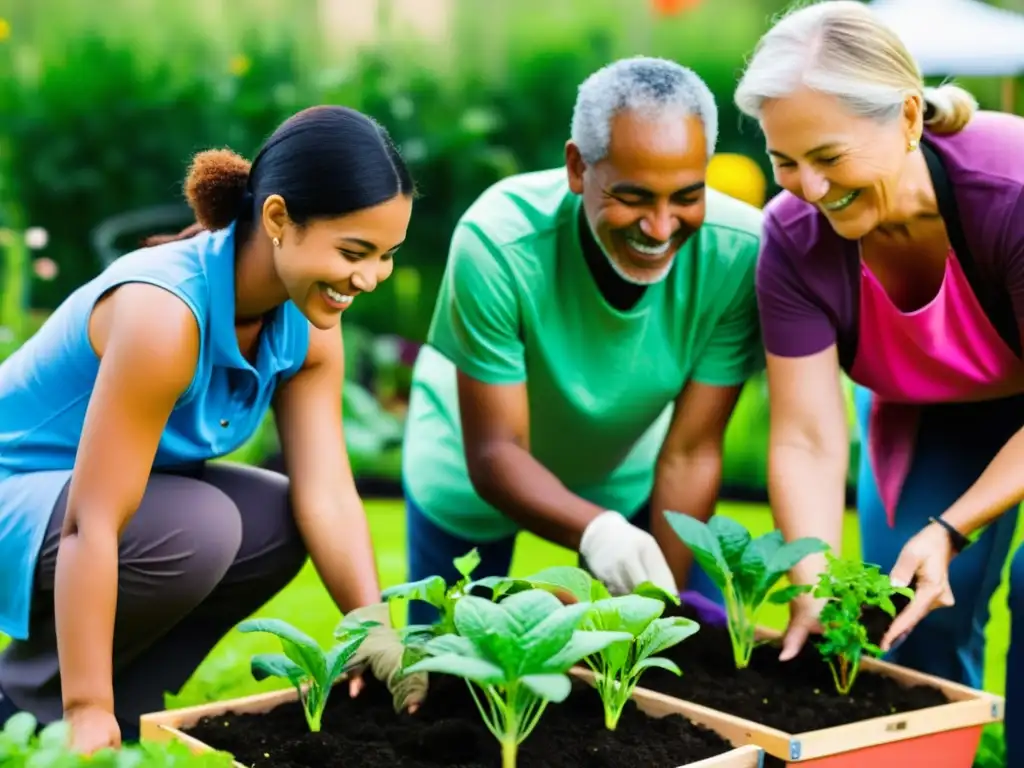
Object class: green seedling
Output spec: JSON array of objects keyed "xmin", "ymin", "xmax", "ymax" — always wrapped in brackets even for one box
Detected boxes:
[
  {"xmin": 405, "ymin": 589, "xmax": 631, "ymax": 768},
  {"xmin": 0, "ymin": 711, "xmax": 234, "ymax": 767},
  {"xmin": 238, "ymin": 614, "xmax": 379, "ymax": 732},
  {"xmin": 579, "ymin": 593, "xmax": 699, "ymax": 730},
  {"xmin": 383, "ymin": 547, "xmax": 482, "ymax": 668},
  {"xmin": 471, "ymin": 563, "xmax": 680, "ymax": 607},
  {"xmin": 664, "ymin": 511, "xmax": 829, "ymax": 669},
  {"xmin": 813, "ymin": 553, "xmax": 915, "ymax": 695}
]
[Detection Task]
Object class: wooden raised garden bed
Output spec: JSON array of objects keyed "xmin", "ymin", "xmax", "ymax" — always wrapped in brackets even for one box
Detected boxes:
[
  {"xmin": 139, "ymin": 670, "xmax": 765, "ymax": 768},
  {"xmin": 630, "ymin": 605, "xmax": 1002, "ymax": 767}
]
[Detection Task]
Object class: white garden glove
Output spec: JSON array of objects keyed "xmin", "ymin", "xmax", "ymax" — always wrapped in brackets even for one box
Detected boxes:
[{"xmin": 579, "ymin": 510, "xmax": 679, "ymax": 596}]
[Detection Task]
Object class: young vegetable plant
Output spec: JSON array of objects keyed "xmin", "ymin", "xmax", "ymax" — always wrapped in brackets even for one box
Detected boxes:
[
  {"xmin": 405, "ymin": 589, "xmax": 631, "ymax": 768},
  {"xmin": 0, "ymin": 711, "xmax": 235, "ymax": 767},
  {"xmin": 472, "ymin": 563, "xmax": 679, "ymax": 607},
  {"xmin": 813, "ymin": 553, "xmax": 915, "ymax": 695},
  {"xmin": 664, "ymin": 511, "xmax": 829, "ymax": 669},
  {"xmin": 382, "ymin": 547, "xmax": 482, "ymax": 667},
  {"xmin": 238, "ymin": 613, "xmax": 379, "ymax": 733},
  {"xmin": 579, "ymin": 593, "xmax": 699, "ymax": 730}
]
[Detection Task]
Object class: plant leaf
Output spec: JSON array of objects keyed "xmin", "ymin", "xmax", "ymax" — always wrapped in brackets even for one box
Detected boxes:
[
  {"xmin": 453, "ymin": 548, "xmax": 482, "ymax": 580},
  {"xmin": 663, "ymin": 512, "xmax": 729, "ymax": 589},
  {"xmin": 767, "ymin": 584, "xmax": 812, "ymax": 604},
  {"xmin": 515, "ymin": 597, "xmax": 591, "ymax": 673},
  {"xmin": 542, "ymin": 629, "xmax": 633, "ymax": 672},
  {"xmin": 251, "ymin": 653, "xmax": 307, "ymax": 686},
  {"xmin": 326, "ymin": 634, "xmax": 371, "ymax": 681},
  {"xmin": 453, "ymin": 594, "xmax": 523, "ymax": 674},
  {"xmin": 4, "ymin": 712, "xmax": 37, "ymax": 746},
  {"xmin": 520, "ymin": 566, "xmax": 597, "ymax": 603},
  {"xmin": 632, "ymin": 581, "xmax": 680, "ymax": 605},
  {"xmin": 735, "ymin": 531, "xmax": 782, "ymax": 603},
  {"xmin": 636, "ymin": 616, "xmax": 700, "ymax": 659},
  {"xmin": 519, "ymin": 673, "xmax": 572, "ymax": 702},
  {"xmin": 381, "ymin": 575, "xmax": 448, "ymax": 607},
  {"xmin": 238, "ymin": 618, "xmax": 327, "ymax": 686},
  {"xmin": 708, "ymin": 515, "xmax": 752, "ymax": 574},
  {"xmin": 633, "ymin": 656, "xmax": 682, "ymax": 676},
  {"xmin": 758, "ymin": 537, "xmax": 831, "ymax": 601},
  {"xmin": 405, "ymin": 654, "xmax": 505, "ymax": 685}
]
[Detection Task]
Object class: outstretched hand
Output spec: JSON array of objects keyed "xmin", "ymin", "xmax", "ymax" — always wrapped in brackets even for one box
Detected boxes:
[
  {"xmin": 344, "ymin": 603, "xmax": 428, "ymax": 714},
  {"xmin": 880, "ymin": 523, "xmax": 955, "ymax": 652}
]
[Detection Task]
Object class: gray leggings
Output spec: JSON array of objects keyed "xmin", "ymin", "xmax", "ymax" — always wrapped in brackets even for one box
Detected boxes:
[{"xmin": 0, "ymin": 462, "xmax": 307, "ymax": 735}]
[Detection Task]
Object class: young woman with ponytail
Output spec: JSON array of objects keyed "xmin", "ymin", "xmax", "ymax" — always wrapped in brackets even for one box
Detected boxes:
[{"xmin": 0, "ymin": 105, "xmax": 420, "ymax": 753}]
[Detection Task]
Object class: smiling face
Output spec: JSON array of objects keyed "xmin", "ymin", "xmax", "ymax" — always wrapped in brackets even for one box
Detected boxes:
[
  {"xmin": 269, "ymin": 194, "xmax": 412, "ymax": 329},
  {"xmin": 759, "ymin": 86, "xmax": 923, "ymax": 240},
  {"xmin": 566, "ymin": 109, "xmax": 708, "ymax": 285}
]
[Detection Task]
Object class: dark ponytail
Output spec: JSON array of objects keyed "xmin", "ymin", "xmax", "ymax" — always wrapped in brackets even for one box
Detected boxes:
[{"xmin": 144, "ymin": 105, "xmax": 414, "ymax": 247}]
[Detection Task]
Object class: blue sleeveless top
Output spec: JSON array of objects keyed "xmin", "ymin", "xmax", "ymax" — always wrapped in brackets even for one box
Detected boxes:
[{"xmin": 0, "ymin": 222, "xmax": 310, "ymax": 639}]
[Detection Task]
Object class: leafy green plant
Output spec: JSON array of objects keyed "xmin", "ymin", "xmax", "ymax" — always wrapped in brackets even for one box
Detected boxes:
[
  {"xmin": 579, "ymin": 593, "xmax": 699, "ymax": 729},
  {"xmin": 0, "ymin": 711, "xmax": 234, "ymax": 766},
  {"xmin": 813, "ymin": 553, "xmax": 915, "ymax": 695},
  {"xmin": 663, "ymin": 512, "xmax": 829, "ymax": 669},
  {"xmin": 470, "ymin": 563, "xmax": 679, "ymax": 607},
  {"xmin": 405, "ymin": 589, "xmax": 631, "ymax": 768},
  {"xmin": 238, "ymin": 613, "xmax": 379, "ymax": 732},
  {"xmin": 382, "ymin": 547, "xmax": 482, "ymax": 668},
  {"xmin": 478, "ymin": 566, "xmax": 698, "ymax": 729}
]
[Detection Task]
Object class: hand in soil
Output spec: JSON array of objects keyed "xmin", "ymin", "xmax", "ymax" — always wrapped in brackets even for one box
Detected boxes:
[
  {"xmin": 779, "ymin": 592, "xmax": 827, "ymax": 661},
  {"xmin": 880, "ymin": 523, "xmax": 955, "ymax": 652},
  {"xmin": 346, "ymin": 603, "xmax": 428, "ymax": 714},
  {"xmin": 65, "ymin": 704, "xmax": 121, "ymax": 754}
]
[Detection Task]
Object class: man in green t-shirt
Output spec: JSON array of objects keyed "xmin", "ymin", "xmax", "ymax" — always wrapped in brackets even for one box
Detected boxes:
[{"xmin": 400, "ymin": 56, "xmax": 764, "ymax": 623}]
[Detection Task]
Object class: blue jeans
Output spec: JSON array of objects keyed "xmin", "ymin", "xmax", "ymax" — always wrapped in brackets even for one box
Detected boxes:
[
  {"xmin": 854, "ymin": 386, "xmax": 1024, "ymax": 764},
  {"xmin": 403, "ymin": 494, "xmax": 723, "ymax": 626}
]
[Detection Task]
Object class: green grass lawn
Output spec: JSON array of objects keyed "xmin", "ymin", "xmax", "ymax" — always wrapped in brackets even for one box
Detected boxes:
[{"xmin": 166, "ymin": 498, "xmax": 1015, "ymax": 766}]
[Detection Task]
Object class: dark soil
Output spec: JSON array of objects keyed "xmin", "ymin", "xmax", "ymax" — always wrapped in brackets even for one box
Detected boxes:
[
  {"xmin": 185, "ymin": 673, "xmax": 736, "ymax": 767},
  {"xmin": 638, "ymin": 601, "xmax": 950, "ymax": 735}
]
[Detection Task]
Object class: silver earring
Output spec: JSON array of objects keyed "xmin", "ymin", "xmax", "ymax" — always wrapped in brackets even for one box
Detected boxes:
[{"xmin": 272, "ymin": 237, "xmax": 281, "ymax": 248}]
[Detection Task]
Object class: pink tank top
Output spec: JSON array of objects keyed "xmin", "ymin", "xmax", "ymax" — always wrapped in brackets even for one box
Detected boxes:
[{"xmin": 849, "ymin": 249, "xmax": 1024, "ymax": 526}]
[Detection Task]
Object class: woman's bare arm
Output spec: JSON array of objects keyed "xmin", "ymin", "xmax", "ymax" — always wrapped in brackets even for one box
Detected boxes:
[
  {"xmin": 765, "ymin": 345, "xmax": 850, "ymax": 584},
  {"xmin": 57, "ymin": 284, "xmax": 199, "ymax": 716},
  {"xmin": 272, "ymin": 325, "xmax": 381, "ymax": 612}
]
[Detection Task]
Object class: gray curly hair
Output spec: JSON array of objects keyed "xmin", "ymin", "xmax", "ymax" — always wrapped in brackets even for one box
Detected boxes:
[{"xmin": 571, "ymin": 56, "xmax": 719, "ymax": 164}]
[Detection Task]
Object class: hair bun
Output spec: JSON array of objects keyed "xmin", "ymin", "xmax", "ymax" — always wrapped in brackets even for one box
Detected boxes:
[{"xmin": 184, "ymin": 149, "xmax": 252, "ymax": 231}]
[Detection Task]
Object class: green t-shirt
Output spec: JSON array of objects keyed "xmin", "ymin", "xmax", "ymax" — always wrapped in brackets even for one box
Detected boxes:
[{"xmin": 403, "ymin": 168, "xmax": 764, "ymax": 541}]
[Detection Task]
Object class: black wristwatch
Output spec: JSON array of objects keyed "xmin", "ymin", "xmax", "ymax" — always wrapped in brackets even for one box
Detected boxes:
[{"xmin": 928, "ymin": 516, "xmax": 972, "ymax": 554}]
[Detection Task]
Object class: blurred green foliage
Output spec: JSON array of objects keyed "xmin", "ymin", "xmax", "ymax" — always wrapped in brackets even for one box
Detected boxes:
[{"xmin": 0, "ymin": 0, "xmax": 879, "ymax": 488}]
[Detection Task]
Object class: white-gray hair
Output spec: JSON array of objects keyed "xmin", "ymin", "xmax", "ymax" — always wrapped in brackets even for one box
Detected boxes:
[
  {"xmin": 571, "ymin": 56, "xmax": 719, "ymax": 164},
  {"xmin": 734, "ymin": 0, "xmax": 977, "ymax": 134}
]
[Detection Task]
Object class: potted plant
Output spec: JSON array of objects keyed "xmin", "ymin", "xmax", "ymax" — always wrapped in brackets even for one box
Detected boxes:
[
  {"xmin": 634, "ymin": 512, "xmax": 1004, "ymax": 767},
  {"xmin": 139, "ymin": 589, "xmax": 764, "ymax": 768}
]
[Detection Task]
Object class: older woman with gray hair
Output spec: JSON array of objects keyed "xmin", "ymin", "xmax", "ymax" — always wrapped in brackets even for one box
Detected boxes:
[{"xmin": 734, "ymin": 0, "xmax": 1024, "ymax": 759}]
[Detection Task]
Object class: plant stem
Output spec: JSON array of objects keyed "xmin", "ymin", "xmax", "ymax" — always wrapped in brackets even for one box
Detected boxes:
[
  {"xmin": 501, "ymin": 737, "xmax": 518, "ymax": 768},
  {"xmin": 724, "ymin": 588, "xmax": 755, "ymax": 669}
]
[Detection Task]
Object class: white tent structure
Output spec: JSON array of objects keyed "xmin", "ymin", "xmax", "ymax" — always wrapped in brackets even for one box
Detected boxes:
[{"xmin": 868, "ymin": 0, "xmax": 1024, "ymax": 111}]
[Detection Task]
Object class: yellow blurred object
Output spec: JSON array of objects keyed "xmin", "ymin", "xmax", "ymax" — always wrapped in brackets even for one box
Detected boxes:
[
  {"xmin": 707, "ymin": 153, "xmax": 767, "ymax": 209},
  {"xmin": 0, "ymin": 18, "xmax": 10, "ymax": 42}
]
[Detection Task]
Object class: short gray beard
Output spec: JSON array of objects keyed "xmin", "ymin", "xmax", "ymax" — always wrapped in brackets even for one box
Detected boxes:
[{"xmin": 585, "ymin": 216, "xmax": 675, "ymax": 286}]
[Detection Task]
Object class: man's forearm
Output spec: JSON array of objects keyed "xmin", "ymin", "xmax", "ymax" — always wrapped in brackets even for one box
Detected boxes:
[
  {"xmin": 651, "ymin": 450, "xmax": 723, "ymax": 589},
  {"xmin": 297, "ymin": 501, "xmax": 381, "ymax": 613},
  {"xmin": 767, "ymin": 443, "xmax": 847, "ymax": 584},
  {"xmin": 55, "ymin": 526, "xmax": 118, "ymax": 714},
  {"xmin": 468, "ymin": 442, "xmax": 604, "ymax": 550}
]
